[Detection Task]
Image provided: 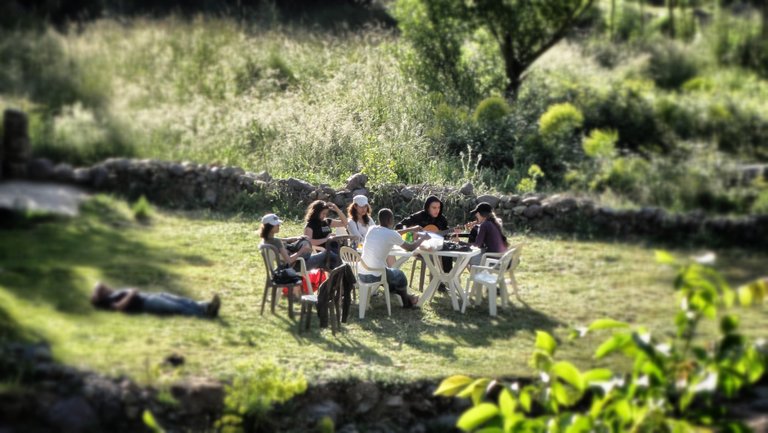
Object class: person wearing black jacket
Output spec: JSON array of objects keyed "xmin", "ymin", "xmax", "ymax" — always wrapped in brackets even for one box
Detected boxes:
[{"xmin": 396, "ymin": 195, "xmax": 454, "ymax": 285}]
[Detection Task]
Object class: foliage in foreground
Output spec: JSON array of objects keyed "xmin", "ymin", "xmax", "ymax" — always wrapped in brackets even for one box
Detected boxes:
[{"xmin": 436, "ymin": 252, "xmax": 768, "ymax": 432}]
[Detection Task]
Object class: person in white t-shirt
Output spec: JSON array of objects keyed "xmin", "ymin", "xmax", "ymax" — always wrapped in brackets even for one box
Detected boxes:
[{"xmin": 358, "ymin": 208, "xmax": 429, "ymax": 308}]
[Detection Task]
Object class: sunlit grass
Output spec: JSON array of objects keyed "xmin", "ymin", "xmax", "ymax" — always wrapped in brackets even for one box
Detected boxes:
[{"xmin": 1, "ymin": 195, "xmax": 765, "ymax": 384}]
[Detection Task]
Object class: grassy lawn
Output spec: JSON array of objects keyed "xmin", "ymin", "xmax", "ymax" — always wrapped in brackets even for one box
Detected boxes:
[{"xmin": 1, "ymin": 195, "xmax": 766, "ymax": 386}]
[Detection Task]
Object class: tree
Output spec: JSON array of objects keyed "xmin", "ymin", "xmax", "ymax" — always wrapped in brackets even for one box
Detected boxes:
[{"xmin": 396, "ymin": 0, "xmax": 595, "ymax": 99}]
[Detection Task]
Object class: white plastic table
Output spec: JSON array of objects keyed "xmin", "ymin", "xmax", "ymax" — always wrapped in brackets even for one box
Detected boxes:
[{"xmin": 415, "ymin": 247, "xmax": 481, "ymax": 311}]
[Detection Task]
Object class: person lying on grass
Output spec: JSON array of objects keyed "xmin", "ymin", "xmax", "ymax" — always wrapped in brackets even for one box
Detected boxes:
[
  {"xmin": 90, "ymin": 282, "xmax": 221, "ymax": 318},
  {"xmin": 359, "ymin": 208, "xmax": 430, "ymax": 308}
]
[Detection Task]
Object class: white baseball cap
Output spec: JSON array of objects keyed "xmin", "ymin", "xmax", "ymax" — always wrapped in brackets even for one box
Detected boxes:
[
  {"xmin": 353, "ymin": 195, "xmax": 369, "ymax": 206},
  {"xmin": 261, "ymin": 213, "xmax": 283, "ymax": 225}
]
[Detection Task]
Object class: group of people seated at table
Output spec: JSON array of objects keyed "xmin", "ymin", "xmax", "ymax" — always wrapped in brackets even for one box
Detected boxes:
[{"xmin": 258, "ymin": 194, "xmax": 509, "ymax": 309}]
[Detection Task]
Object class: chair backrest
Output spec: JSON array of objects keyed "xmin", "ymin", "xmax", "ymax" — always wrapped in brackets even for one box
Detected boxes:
[
  {"xmin": 339, "ymin": 246, "xmax": 361, "ymax": 276},
  {"xmin": 259, "ymin": 244, "xmax": 280, "ymax": 280},
  {"xmin": 494, "ymin": 246, "xmax": 521, "ymax": 284}
]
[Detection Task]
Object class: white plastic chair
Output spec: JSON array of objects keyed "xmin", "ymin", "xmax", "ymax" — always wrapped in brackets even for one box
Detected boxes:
[
  {"xmin": 463, "ymin": 245, "xmax": 523, "ymax": 316},
  {"xmin": 339, "ymin": 246, "xmax": 359, "ymax": 302},
  {"xmin": 357, "ymin": 267, "xmax": 394, "ymax": 319}
]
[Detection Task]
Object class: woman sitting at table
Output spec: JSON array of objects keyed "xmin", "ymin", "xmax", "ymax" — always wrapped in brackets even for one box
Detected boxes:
[
  {"xmin": 259, "ymin": 213, "xmax": 312, "ymax": 267},
  {"xmin": 347, "ymin": 195, "xmax": 375, "ymax": 244},
  {"xmin": 465, "ymin": 202, "xmax": 508, "ymax": 266},
  {"xmin": 396, "ymin": 195, "xmax": 453, "ymax": 290},
  {"xmin": 303, "ymin": 200, "xmax": 345, "ymax": 270}
]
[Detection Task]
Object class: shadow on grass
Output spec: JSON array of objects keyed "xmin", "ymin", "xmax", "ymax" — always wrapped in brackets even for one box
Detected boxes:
[{"xmin": 0, "ymin": 197, "xmax": 197, "ymax": 316}]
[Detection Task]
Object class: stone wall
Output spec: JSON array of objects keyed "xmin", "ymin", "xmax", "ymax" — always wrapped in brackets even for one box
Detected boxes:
[{"xmin": 19, "ymin": 156, "xmax": 768, "ymax": 248}]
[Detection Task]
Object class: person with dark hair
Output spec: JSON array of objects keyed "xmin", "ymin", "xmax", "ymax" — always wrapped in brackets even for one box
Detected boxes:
[
  {"xmin": 359, "ymin": 208, "xmax": 429, "ymax": 308},
  {"xmin": 90, "ymin": 282, "xmax": 220, "ymax": 318},
  {"xmin": 303, "ymin": 200, "xmax": 346, "ymax": 270},
  {"xmin": 465, "ymin": 202, "xmax": 508, "ymax": 266},
  {"xmin": 347, "ymin": 195, "xmax": 375, "ymax": 243},
  {"xmin": 396, "ymin": 195, "xmax": 454, "ymax": 290},
  {"xmin": 259, "ymin": 213, "xmax": 312, "ymax": 266}
]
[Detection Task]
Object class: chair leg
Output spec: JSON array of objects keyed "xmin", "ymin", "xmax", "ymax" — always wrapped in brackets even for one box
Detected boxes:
[
  {"xmin": 261, "ymin": 283, "xmax": 269, "ymax": 315},
  {"xmin": 298, "ymin": 303, "xmax": 306, "ymax": 333},
  {"xmin": 288, "ymin": 288, "xmax": 295, "ymax": 320},
  {"xmin": 409, "ymin": 261, "xmax": 417, "ymax": 290},
  {"xmin": 383, "ymin": 285, "xmax": 391, "ymax": 317},
  {"xmin": 358, "ymin": 286, "xmax": 368, "ymax": 319},
  {"xmin": 419, "ymin": 261, "xmax": 426, "ymax": 292},
  {"xmin": 271, "ymin": 286, "xmax": 278, "ymax": 314},
  {"xmin": 488, "ymin": 284, "xmax": 498, "ymax": 317},
  {"xmin": 305, "ymin": 304, "xmax": 313, "ymax": 331}
]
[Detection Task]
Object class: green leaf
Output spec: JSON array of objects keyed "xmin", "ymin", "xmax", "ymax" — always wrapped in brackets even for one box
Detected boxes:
[
  {"xmin": 551, "ymin": 381, "xmax": 581, "ymax": 407},
  {"xmin": 552, "ymin": 361, "xmax": 586, "ymax": 392},
  {"xmin": 720, "ymin": 314, "xmax": 739, "ymax": 334},
  {"xmin": 594, "ymin": 333, "xmax": 632, "ymax": 359},
  {"xmin": 587, "ymin": 319, "xmax": 629, "ymax": 332},
  {"xmin": 435, "ymin": 375, "xmax": 474, "ymax": 397},
  {"xmin": 583, "ymin": 368, "xmax": 613, "ymax": 384},
  {"xmin": 535, "ymin": 331, "xmax": 557, "ymax": 356},
  {"xmin": 476, "ymin": 428, "xmax": 503, "ymax": 433},
  {"xmin": 655, "ymin": 250, "xmax": 677, "ymax": 265},
  {"xmin": 457, "ymin": 378, "xmax": 491, "ymax": 406},
  {"xmin": 738, "ymin": 280, "xmax": 767, "ymax": 306},
  {"xmin": 519, "ymin": 388, "xmax": 533, "ymax": 413},
  {"xmin": 498, "ymin": 388, "xmax": 516, "ymax": 418},
  {"xmin": 613, "ymin": 398, "xmax": 631, "ymax": 422},
  {"xmin": 142, "ymin": 410, "xmax": 164, "ymax": 433},
  {"xmin": 457, "ymin": 403, "xmax": 500, "ymax": 432}
]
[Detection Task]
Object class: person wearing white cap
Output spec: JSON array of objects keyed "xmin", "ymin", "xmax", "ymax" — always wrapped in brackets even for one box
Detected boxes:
[
  {"xmin": 346, "ymin": 195, "xmax": 375, "ymax": 243},
  {"xmin": 259, "ymin": 213, "xmax": 312, "ymax": 267}
]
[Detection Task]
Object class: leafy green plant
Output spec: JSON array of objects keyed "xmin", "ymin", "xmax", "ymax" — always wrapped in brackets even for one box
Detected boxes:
[
  {"xmin": 582, "ymin": 128, "xmax": 617, "ymax": 159},
  {"xmin": 539, "ymin": 102, "xmax": 584, "ymax": 138},
  {"xmin": 132, "ymin": 195, "xmax": 152, "ymax": 222},
  {"xmin": 142, "ymin": 410, "xmax": 165, "ymax": 433},
  {"xmin": 516, "ymin": 164, "xmax": 544, "ymax": 194},
  {"xmin": 436, "ymin": 252, "xmax": 767, "ymax": 432},
  {"xmin": 473, "ymin": 96, "xmax": 511, "ymax": 125},
  {"xmin": 216, "ymin": 361, "xmax": 307, "ymax": 433}
]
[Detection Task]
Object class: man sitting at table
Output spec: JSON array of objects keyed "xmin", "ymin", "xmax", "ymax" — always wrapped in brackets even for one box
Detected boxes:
[{"xmin": 359, "ymin": 208, "xmax": 429, "ymax": 308}]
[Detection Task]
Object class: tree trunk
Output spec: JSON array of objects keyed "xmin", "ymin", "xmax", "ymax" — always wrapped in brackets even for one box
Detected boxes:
[
  {"xmin": 610, "ymin": 0, "xmax": 616, "ymax": 40},
  {"xmin": 500, "ymin": 35, "xmax": 524, "ymax": 99},
  {"xmin": 667, "ymin": 0, "xmax": 676, "ymax": 38},
  {"xmin": 763, "ymin": 0, "xmax": 768, "ymax": 38}
]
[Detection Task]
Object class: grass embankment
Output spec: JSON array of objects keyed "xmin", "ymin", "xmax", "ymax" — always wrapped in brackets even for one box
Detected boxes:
[{"xmin": 1, "ymin": 195, "xmax": 766, "ymax": 385}]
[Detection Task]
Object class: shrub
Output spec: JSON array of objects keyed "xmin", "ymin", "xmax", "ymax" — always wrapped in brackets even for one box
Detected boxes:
[
  {"xmin": 538, "ymin": 102, "xmax": 584, "ymax": 138},
  {"xmin": 132, "ymin": 195, "xmax": 152, "ymax": 222},
  {"xmin": 582, "ymin": 128, "xmax": 617, "ymax": 159},
  {"xmin": 472, "ymin": 96, "xmax": 511, "ymax": 125},
  {"xmin": 216, "ymin": 362, "xmax": 307, "ymax": 433},
  {"xmin": 752, "ymin": 189, "xmax": 768, "ymax": 215},
  {"xmin": 644, "ymin": 39, "xmax": 700, "ymax": 90},
  {"xmin": 516, "ymin": 164, "xmax": 544, "ymax": 194},
  {"xmin": 436, "ymin": 255, "xmax": 768, "ymax": 432}
]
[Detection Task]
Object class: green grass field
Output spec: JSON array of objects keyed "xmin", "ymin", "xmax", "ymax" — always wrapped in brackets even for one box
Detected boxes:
[{"xmin": 1, "ymin": 195, "xmax": 766, "ymax": 387}]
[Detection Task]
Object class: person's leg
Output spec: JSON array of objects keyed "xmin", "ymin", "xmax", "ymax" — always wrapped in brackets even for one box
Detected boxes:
[
  {"xmin": 469, "ymin": 253, "xmax": 482, "ymax": 266},
  {"xmin": 143, "ymin": 293, "xmax": 208, "ymax": 317},
  {"xmin": 385, "ymin": 268, "xmax": 415, "ymax": 307},
  {"xmin": 304, "ymin": 252, "xmax": 328, "ymax": 271}
]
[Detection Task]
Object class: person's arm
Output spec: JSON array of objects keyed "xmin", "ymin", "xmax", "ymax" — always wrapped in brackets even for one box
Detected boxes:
[
  {"xmin": 112, "ymin": 289, "xmax": 139, "ymax": 311},
  {"xmin": 473, "ymin": 223, "xmax": 488, "ymax": 248},
  {"xmin": 327, "ymin": 203, "xmax": 348, "ymax": 228},
  {"xmin": 304, "ymin": 226, "xmax": 333, "ymax": 247},
  {"xmin": 278, "ymin": 246, "xmax": 292, "ymax": 264},
  {"xmin": 395, "ymin": 213, "xmax": 417, "ymax": 230}
]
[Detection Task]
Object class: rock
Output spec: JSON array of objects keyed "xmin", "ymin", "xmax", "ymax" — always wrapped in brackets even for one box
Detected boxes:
[
  {"xmin": 385, "ymin": 395, "xmax": 404, "ymax": 407},
  {"xmin": 351, "ymin": 188, "xmax": 369, "ymax": 198},
  {"xmin": 304, "ymin": 400, "xmax": 343, "ymax": 425},
  {"xmin": 400, "ymin": 187, "xmax": 415, "ymax": 201},
  {"xmin": 459, "ymin": 182, "xmax": 474, "ymax": 196},
  {"xmin": 169, "ymin": 163, "xmax": 184, "ymax": 176},
  {"xmin": 53, "ymin": 163, "xmax": 75, "ymax": 182},
  {"xmin": 90, "ymin": 166, "xmax": 109, "ymax": 188},
  {"xmin": 350, "ymin": 382, "xmax": 380, "ymax": 414},
  {"xmin": 203, "ymin": 188, "xmax": 217, "ymax": 206},
  {"xmin": 512, "ymin": 205, "xmax": 527, "ymax": 216},
  {"xmin": 254, "ymin": 170, "xmax": 272, "ymax": 182},
  {"xmin": 287, "ymin": 177, "xmax": 315, "ymax": 192},
  {"xmin": 345, "ymin": 173, "xmax": 368, "ymax": 191},
  {"xmin": 46, "ymin": 397, "xmax": 99, "ymax": 432},
  {"xmin": 170, "ymin": 378, "xmax": 225, "ymax": 415},
  {"xmin": 309, "ymin": 190, "xmax": 319, "ymax": 200},
  {"xmin": 521, "ymin": 197, "xmax": 541, "ymax": 206},
  {"xmin": 476, "ymin": 194, "xmax": 500, "ymax": 208},
  {"xmin": 220, "ymin": 167, "xmax": 235, "ymax": 178},
  {"xmin": 27, "ymin": 158, "xmax": 55, "ymax": 180},
  {"xmin": 73, "ymin": 168, "xmax": 91, "ymax": 184},
  {"xmin": 522, "ymin": 204, "xmax": 543, "ymax": 218},
  {"xmin": 547, "ymin": 196, "xmax": 577, "ymax": 213}
]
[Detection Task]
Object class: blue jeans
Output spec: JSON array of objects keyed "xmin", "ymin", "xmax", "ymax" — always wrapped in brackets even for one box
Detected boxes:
[
  {"xmin": 141, "ymin": 293, "xmax": 208, "ymax": 317},
  {"xmin": 359, "ymin": 268, "xmax": 412, "ymax": 306},
  {"xmin": 301, "ymin": 251, "xmax": 341, "ymax": 271}
]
